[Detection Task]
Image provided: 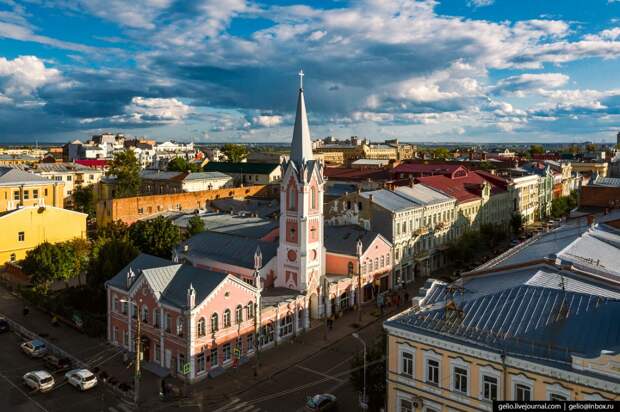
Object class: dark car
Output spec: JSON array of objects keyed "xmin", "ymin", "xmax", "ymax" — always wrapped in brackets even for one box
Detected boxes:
[
  {"xmin": 0, "ymin": 318, "xmax": 9, "ymax": 333},
  {"xmin": 44, "ymin": 355, "xmax": 72, "ymax": 372},
  {"xmin": 305, "ymin": 394, "xmax": 338, "ymax": 412}
]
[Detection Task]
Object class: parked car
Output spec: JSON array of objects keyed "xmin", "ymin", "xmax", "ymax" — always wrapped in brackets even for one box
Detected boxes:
[
  {"xmin": 20, "ymin": 339, "xmax": 48, "ymax": 358},
  {"xmin": 44, "ymin": 355, "xmax": 71, "ymax": 372},
  {"xmin": 65, "ymin": 369, "xmax": 98, "ymax": 391},
  {"xmin": 23, "ymin": 370, "xmax": 55, "ymax": 392},
  {"xmin": 0, "ymin": 318, "xmax": 9, "ymax": 333},
  {"xmin": 305, "ymin": 394, "xmax": 338, "ymax": 411}
]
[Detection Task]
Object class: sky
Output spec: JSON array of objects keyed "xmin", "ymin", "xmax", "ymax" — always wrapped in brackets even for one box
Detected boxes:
[{"xmin": 1, "ymin": 0, "xmax": 620, "ymax": 144}]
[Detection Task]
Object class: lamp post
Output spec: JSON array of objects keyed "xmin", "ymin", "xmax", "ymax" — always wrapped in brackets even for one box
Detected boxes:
[
  {"xmin": 352, "ymin": 332, "xmax": 367, "ymax": 410},
  {"xmin": 121, "ymin": 298, "xmax": 141, "ymax": 404},
  {"xmin": 253, "ymin": 247, "xmax": 262, "ymax": 377}
]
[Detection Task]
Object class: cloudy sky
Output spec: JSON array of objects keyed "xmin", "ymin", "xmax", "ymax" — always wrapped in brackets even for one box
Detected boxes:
[{"xmin": 1, "ymin": 0, "xmax": 620, "ymax": 143}]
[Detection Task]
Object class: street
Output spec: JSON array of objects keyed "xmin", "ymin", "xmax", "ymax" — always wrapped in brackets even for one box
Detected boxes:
[{"xmin": 0, "ymin": 329, "xmax": 133, "ymax": 412}]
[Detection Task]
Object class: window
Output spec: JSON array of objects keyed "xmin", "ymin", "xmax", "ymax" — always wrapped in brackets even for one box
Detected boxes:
[
  {"xmin": 311, "ymin": 187, "xmax": 317, "ymax": 209},
  {"xmin": 18, "ymin": 232, "xmax": 25, "ymax": 242},
  {"xmin": 44, "ymin": 188, "xmax": 48, "ymax": 196},
  {"xmin": 550, "ymin": 393, "xmax": 567, "ymax": 401},
  {"xmin": 288, "ymin": 187, "xmax": 296, "ymax": 210},
  {"xmin": 123, "ymin": 331, "xmax": 129, "ymax": 347},
  {"xmin": 223, "ymin": 309, "xmax": 231, "ymax": 328},
  {"xmin": 279, "ymin": 314, "xmax": 293, "ymax": 338},
  {"xmin": 426, "ymin": 359, "xmax": 439, "ymax": 385},
  {"xmin": 374, "ymin": 258, "xmax": 378, "ymax": 271},
  {"xmin": 153, "ymin": 310, "xmax": 160, "ymax": 328},
  {"xmin": 122, "ymin": 301, "xmax": 128, "ymax": 315},
  {"xmin": 482, "ymin": 375, "xmax": 498, "ymax": 401},
  {"xmin": 223, "ymin": 343, "xmax": 231, "ymax": 362},
  {"xmin": 112, "ymin": 298, "xmax": 119, "ymax": 313},
  {"xmin": 235, "ymin": 305, "xmax": 243, "ymax": 324},
  {"xmin": 380, "ymin": 256, "xmax": 385, "ymax": 268},
  {"xmin": 210, "ymin": 346, "xmax": 218, "ymax": 367},
  {"xmin": 66, "ymin": 176, "xmax": 72, "ymax": 181},
  {"xmin": 399, "ymin": 399, "xmax": 413, "ymax": 412},
  {"xmin": 196, "ymin": 353, "xmax": 205, "ymax": 373},
  {"xmin": 259, "ymin": 323, "xmax": 274, "ymax": 347},
  {"xmin": 246, "ymin": 302, "xmax": 254, "ymax": 319},
  {"xmin": 138, "ymin": 208, "xmax": 144, "ymax": 215},
  {"xmin": 176, "ymin": 317, "xmax": 183, "ymax": 336},
  {"xmin": 210, "ymin": 313, "xmax": 219, "ymax": 332},
  {"xmin": 154, "ymin": 343, "xmax": 160, "ymax": 362},
  {"xmin": 33, "ymin": 190, "xmax": 38, "ymax": 199},
  {"xmin": 197, "ymin": 317, "xmax": 206, "ymax": 337},
  {"xmin": 23, "ymin": 190, "xmax": 29, "ymax": 200},
  {"xmin": 165, "ymin": 313, "xmax": 171, "ymax": 333},
  {"xmin": 400, "ymin": 351, "xmax": 414, "ymax": 378},
  {"xmin": 9, "ymin": 253, "xmax": 16, "ymax": 262},
  {"xmin": 454, "ymin": 367, "xmax": 468, "ymax": 394},
  {"xmin": 141, "ymin": 306, "xmax": 148, "ymax": 323},
  {"xmin": 515, "ymin": 384, "xmax": 531, "ymax": 401},
  {"xmin": 13, "ymin": 191, "xmax": 19, "ymax": 200},
  {"xmin": 177, "ymin": 353, "xmax": 185, "ymax": 373},
  {"xmin": 247, "ymin": 333, "xmax": 254, "ymax": 352}
]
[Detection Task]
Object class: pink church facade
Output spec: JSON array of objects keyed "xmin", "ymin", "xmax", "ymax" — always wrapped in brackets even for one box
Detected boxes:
[{"xmin": 105, "ymin": 77, "xmax": 393, "ymax": 382}]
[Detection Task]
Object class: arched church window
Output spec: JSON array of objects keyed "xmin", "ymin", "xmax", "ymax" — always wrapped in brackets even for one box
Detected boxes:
[{"xmin": 288, "ymin": 187, "xmax": 296, "ymax": 210}]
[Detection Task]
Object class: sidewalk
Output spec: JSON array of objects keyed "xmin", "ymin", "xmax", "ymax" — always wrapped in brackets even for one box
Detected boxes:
[{"xmin": 142, "ymin": 280, "xmax": 424, "ymax": 410}]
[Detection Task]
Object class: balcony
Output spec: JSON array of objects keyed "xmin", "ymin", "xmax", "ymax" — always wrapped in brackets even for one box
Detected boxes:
[{"xmin": 414, "ymin": 226, "xmax": 429, "ymax": 236}]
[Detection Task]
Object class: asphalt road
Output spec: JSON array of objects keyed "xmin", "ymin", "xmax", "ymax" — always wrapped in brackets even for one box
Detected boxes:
[
  {"xmin": 205, "ymin": 320, "xmax": 384, "ymax": 412},
  {"xmin": 0, "ymin": 329, "xmax": 134, "ymax": 412}
]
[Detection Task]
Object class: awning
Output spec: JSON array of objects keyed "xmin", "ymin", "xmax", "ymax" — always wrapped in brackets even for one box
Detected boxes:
[{"xmin": 142, "ymin": 361, "xmax": 170, "ymax": 378}]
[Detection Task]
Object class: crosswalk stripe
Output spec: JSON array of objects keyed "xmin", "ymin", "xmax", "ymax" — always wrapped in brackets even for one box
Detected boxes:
[
  {"xmin": 229, "ymin": 401, "xmax": 252, "ymax": 411},
  {"xmin": 239, "ymin": 405, "xmax": 261, "ymax": 412},
  {"xmin": 116, "ymin": 404, "xmax": 134, "ymax": 412},
  {"xmin": 213, "ymin": 398, "xmax": 241, "ymax": 412},
  {"xmin": 108, "ymin": 407, "xmax": 119, "ymax": 412}
]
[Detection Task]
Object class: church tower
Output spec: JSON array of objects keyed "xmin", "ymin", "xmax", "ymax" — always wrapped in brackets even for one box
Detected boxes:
[{"xmin": 276, "ymin": 71, "xmax": 326, "ymax": 318}]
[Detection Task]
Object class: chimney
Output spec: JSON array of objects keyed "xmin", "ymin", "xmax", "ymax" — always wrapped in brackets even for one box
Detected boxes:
[
  {"xmin": 369, "ymin": 194, "xmax": 374, "ymax": 203},
  {"xmin": 409, "ymin": 177, "xmax": 415, "ymax": 188},
  {"xmin": 126, "ymin": 268, "xmax": 136, "ymax": 289},
  {"xmin": 587, "ymin": 215, "xmax": 595, "ymax": 226},
  {"xmin": 187, "ymin": 283, "xmax": 196, "ymax": 309}
]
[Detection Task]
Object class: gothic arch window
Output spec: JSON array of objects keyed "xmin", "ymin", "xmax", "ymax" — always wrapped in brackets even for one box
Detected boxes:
[
  {"xmin": 288, "ymin": 186, "xmax": 296, "ymax": 210},
  {"xmin": 311, "ymin": 187, "xmax": 317, "ymax": 209},
  {"xmin": 210, "ymin": 313, "xmax": 218, "ymax": 333},
  {"xmin": 223, "ymin": 309, "xmax": 231, "ymax": 328},
  {"xmin": 246, "ymin": 301, "xmax": 255, "ymax": 319},
  {"xmin": 141, "ymin": 305, "xmax": 149, "ymax": 323},
  {"xmin": 197, "ymin": 317, "xmax": 206, "ymax": 337},
  {"xmin": 235, "ymin": 305, "xmax": 243, "ymax": 324}
]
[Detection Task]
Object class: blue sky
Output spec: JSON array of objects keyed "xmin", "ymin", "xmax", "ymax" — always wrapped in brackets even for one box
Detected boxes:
[{"xmin": 1, "ymin": 0, "xmax": 620, "ymax": 143}]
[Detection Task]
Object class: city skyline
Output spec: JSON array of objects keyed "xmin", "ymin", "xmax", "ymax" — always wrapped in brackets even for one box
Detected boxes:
[{"xmin": 1, "ymin": 0, "xmax": 620, "ymax": 143}]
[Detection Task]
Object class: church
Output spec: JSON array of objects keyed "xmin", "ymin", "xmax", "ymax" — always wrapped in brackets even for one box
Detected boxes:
[{"xmin": 105, "ymin": 74, "xmax": 393, "ymax": 382}]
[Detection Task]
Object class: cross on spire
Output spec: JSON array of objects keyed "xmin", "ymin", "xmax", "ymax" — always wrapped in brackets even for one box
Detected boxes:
[{"xmin": 298, "ymin": 69, "xmax": 304, "ymax": 90}]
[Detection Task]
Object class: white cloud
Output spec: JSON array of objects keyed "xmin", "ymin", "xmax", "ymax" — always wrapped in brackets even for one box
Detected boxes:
[
  {"xmin": 493, "ymin": 73, "xmax": 569, "ymax": 96},
  {"xmin": 0, "ymin": 56, "xmax": 63, "ymax": 99},
  {"xmin": 251, "ymin": 114, "xmax": 283, "ymax": 127},
  {"xmin": 122, "ymin": 97, "xmax": 192, "ymax": 123},
  {"xmin": 468, "ymin": 0, "xmax": 494, "ymax": 7}
]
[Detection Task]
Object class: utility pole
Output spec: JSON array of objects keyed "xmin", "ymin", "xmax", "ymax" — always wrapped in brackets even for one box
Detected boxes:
[
  {"xmin": 356, "ymin": 239, "xmax": 363, "ymax": 323},
  {"xmin": 352, "ymin": 333, "xmax": 367, "ymax": 410},
  {"xmin": 134, "ymin": 299, "xmax": 141, "ymax": 405},
  {"xmin": 323, "ymin": 275, "xmax": 328, "ymax": 341}
]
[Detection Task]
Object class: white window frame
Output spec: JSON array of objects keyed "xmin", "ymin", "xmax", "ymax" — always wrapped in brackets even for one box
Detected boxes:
[
  {"xmin": 511, "ymin": 374, "xmax": 534, "ymax": 401},
  {"xmin": 450, "ymin": 357, "xmax": 470, "ymax": 396},
  {"xmin": 422, "ymin": 399, "xmax": 442, "ymax": 412},
  {"xmin": 423, "ymin": 350, "xmax": 441, "ymax": 387},
  {"xmin": 479, "ymin": 365, "xmax": 501, "ymax": 401},
  {"xmin": 396, "ymin": 392, "xmax": 415, "ymax": 412},
  {"xmin": 399, "ymin": 346, "xmax": 415, "ymax": 379},
  {"xmin": 546, "ymin": 383, "xmax": 571, "ymax": 401}
]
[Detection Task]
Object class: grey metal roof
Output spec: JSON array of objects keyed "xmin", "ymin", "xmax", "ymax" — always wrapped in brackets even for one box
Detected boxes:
[
  {"xmin": 105, "ymin": 253, "xmax": 231, "ymax": 309},
  {"xmin": 394, "ymin": 185, "xmax": 455, "ymax": 206},
  {"xmin": 324, "ymin": 225, "xmax": 384, "ymax": 256},
  {"xmin": 387, "ymin": 285, "xmax": 620, "ymax": 372},
  {"xmin": 183, "ymin": 172, "xmax": 230, "ymax": 181},
  {"xmin": 179, "ymin": 231, "xmax": 278, "ymax": 269},
  {"xmin": 174, "ymin": 212, "xmax": 278, "ymax": 239},
  {"xmin": 0, "ymin": 167, "xmax": 51, "ymax": 186},
  {"xmin": 359, "ymin": 189, "xmax": 421, "ymax": 213},
  {"xmin": 14, "ymin": 163, "xmax": 97, "ymax": 173},
  {"xmin": 592, "ymin": 176, "xmax": 620, "ymax": 187},
  {"xmin": 209, "ymin": 198, "xmax": 279, "ymax": 218}
]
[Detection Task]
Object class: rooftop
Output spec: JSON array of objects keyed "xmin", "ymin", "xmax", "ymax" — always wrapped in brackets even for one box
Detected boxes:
[
  {"xmin": 394, "ymin": 184, "xmax": 455, "ymax": 206},
  {"xmin": 0, "ymin": 167, "xmax": 54, "ymax": 186},
  {"xmin": 324, "ymin": 225, "xmax": 385, "ymax": 256},
  {"xmin": 203, "ymin": 162, "xmax": 280, "ymax": 175},
  {"xmin": 173, "ymin": 212, "xmax": 278, "ymax": 239},
  {"xmin": 359, "ymin": 189, "xmax": 421, "ymax": 213}
]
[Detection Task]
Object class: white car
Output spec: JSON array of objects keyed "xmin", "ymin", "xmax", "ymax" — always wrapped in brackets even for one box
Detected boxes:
[
  {"xmin": 20, "ymin": 339, "xmax": 48, "ymax": 358},
  {"xmin": 65, "ymin": 369, "xmax": 98, "ymax": 391},
  {"xmin": 23, "ymin": 371, "xmax": 55, "ymax": 392}
]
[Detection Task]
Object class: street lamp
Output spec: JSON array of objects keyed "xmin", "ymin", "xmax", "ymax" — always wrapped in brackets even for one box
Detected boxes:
[
  {"xmin": 120, "ymin": 298, "xmax": 141, "ymax": 404},
  {"xmin": 352, "ymin": 332, "xmax": 367, "ymax": 411}
]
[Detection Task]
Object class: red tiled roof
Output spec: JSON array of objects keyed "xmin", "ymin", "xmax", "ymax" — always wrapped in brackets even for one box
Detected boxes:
[
  {"xmin": 416, "ymin": 170, "xmax": 507, "ymax": 204},
  {"xmin": 391, "ymin": 162, "xmax": 462, "ymax": 176},
  {"xmin": 324, "ymin": 167, "xmax": 390, "ymax": 181},
  {"xmin": 75, "ymin": 159, "xmax": 108, "ymax": 168}
]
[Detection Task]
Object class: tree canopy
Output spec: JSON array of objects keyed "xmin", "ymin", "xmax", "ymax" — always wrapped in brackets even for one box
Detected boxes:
[
  {"xmin": 167, "ymin": 157, "xmax": 201, "ymax": 172},
  {"xmin": 73, "ymin": 185, "xmax": 96, "ymax": 218},
  {"xmin": 222, "ymin": 144, "xmax": 249, "ymax": 163},
  {"xmin": 129, "ymin": 216, "xmax": 181, "ymax": 259},
  {"xmin": 187, "ymin": 215, "xmax": 205, "ymax": 237},
  {"xmin": 529, "ymin": 144, "xmax": 544, "ymax": 155},
  {"xmin": 22, "ymin": 241, "xmax": 84, "ymax": 292},
  {"xmin": 109, "ymin": 150, "xmax": 141, "ymax": 198}
]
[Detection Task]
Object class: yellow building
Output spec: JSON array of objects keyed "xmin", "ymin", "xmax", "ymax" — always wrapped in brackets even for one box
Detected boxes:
[
  {"xmin": 0, "ymin": 205, "xmax": 87, "ymax": 264},
  {"xmin": 385, "ymin": 217, "xmax": 620, "ymax": 411},
  {"xmin": 0, "ymin": 167, "xmax": 65, "ymax": 212}
]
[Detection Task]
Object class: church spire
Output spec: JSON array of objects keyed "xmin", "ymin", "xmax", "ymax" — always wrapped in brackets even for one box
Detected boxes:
[{"xmin": 290, "ymin": 70, "xmax": 313, "ymax": 165}]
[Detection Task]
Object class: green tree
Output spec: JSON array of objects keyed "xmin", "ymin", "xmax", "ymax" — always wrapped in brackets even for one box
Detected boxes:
[
  {"xmin": 22, "ymin": 242, "xmax": 80, "ymax": 292},
  {"xmin": 167, "ymin": 157, "xmax": 201, "ymax": 172},
  {"xmin": 187, "ymin": 215, "xmax": 205, "ymax": 237},
  {"xmin": 350, "ymin": 334, "xmax": 386, "ymax": 412},
  {"xmin": 510, "ymin": 213, "xmax": 523, "ymax": 235},
  {"xmin": 73, "ymin": 186, "xmax": 96, "ymax": 218},
  {"xmin": 108, "ymin": 150, "xmax": 141, "ymax": 198},
  {"xmin": 88, "ymin": 237, "xmax": 139, "ymax": 287},
  {"xmin": 95, "ymin": 220, "xmax": 130, "ymax": 240},
  {"xmin": 585, "ymin": 143, "xmax": 597, "ymax": 152},
  {"xmin": 431, "ymin": 147, "xmax": 450, "ymax": 159},
  {"xmin": 529, "ymin": 144, "xmax": 544, "ymax": 156},
  {"xmin": 129, "ymin": 216, "xmax": 181, "ymax": 259},
  {"xmin": 222, "ymin": 144, "xmax": 249, "ymax": 163}
]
